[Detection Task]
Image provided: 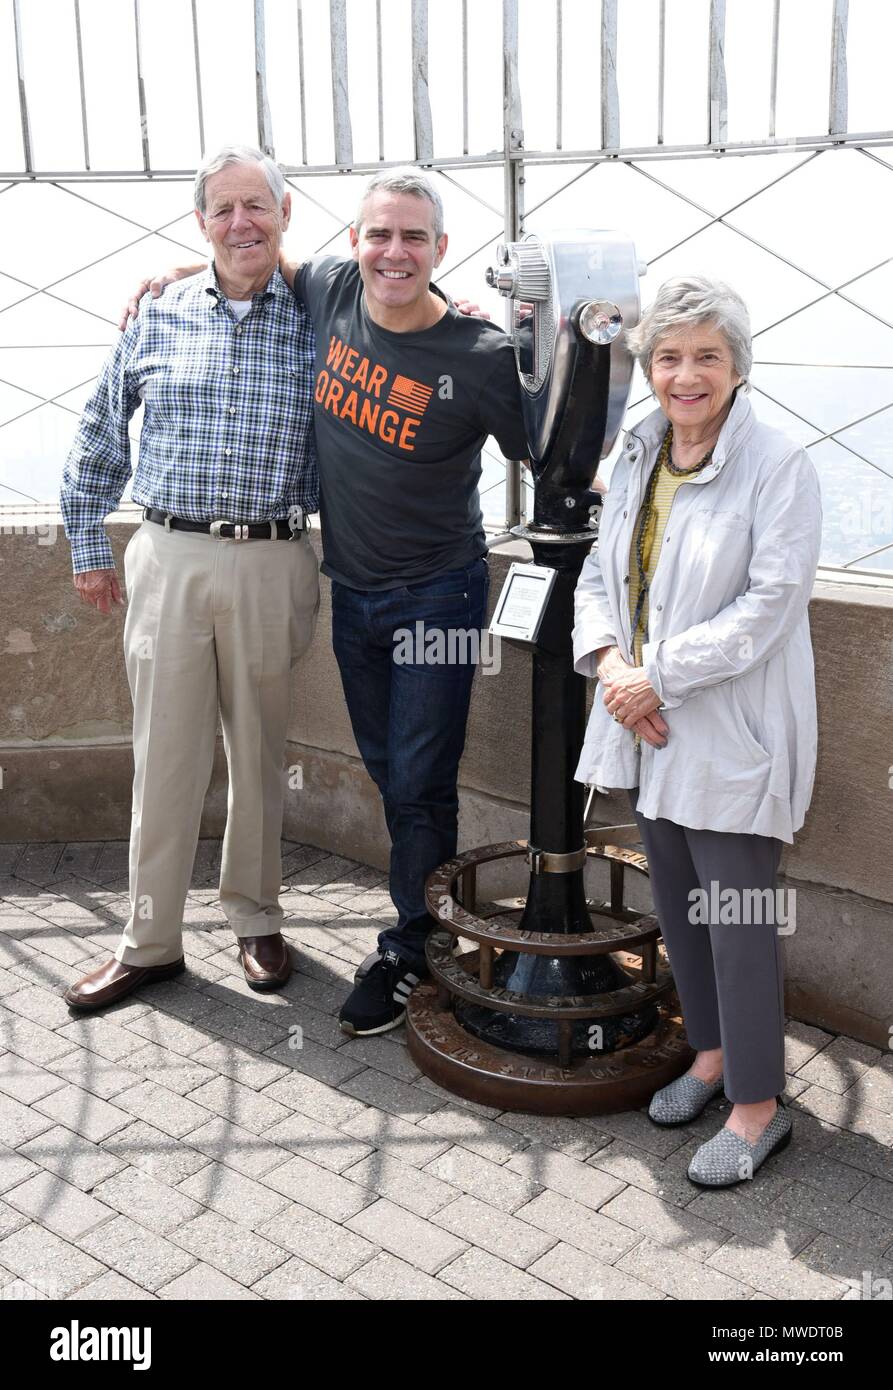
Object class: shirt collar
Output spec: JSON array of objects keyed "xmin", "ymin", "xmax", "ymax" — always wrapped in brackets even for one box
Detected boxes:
[{"xmin": 202, "ymin": 261, "xmax": 287, "ymax": 308}]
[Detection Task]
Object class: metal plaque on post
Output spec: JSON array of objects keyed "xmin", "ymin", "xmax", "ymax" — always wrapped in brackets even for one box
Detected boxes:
[{"xmin": 489, "ymin": 561, "xmax": 557, "ymax": 646}]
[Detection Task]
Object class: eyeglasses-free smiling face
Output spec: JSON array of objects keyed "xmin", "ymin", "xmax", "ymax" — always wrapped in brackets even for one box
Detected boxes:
[
  {"xmin": 349, "ymin": 190, "xmax": 448, "ymax": 324},
  {"xmin": 649, "ymin": 322, "xmax": 742, "ymax": 441},
  {"xmin": 195, "ymin": 163, "xmax": 291, "ymax": 296}
]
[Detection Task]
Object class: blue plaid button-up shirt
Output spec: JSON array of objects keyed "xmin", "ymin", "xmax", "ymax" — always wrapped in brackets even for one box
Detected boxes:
[{"xmin": 60, "ymin": 265, "xmax": 317, "ymax": 573}]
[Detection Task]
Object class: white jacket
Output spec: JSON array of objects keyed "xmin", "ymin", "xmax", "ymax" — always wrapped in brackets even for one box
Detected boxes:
[{"xmin": 573, "ymin": 389, "xmax": 822, "ymax": 843}]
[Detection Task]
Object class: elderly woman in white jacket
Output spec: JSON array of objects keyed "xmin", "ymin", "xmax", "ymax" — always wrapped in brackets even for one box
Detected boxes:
[{"xmin": 573, "ymin": 276, "xmax": 822, "ymax": 1188}]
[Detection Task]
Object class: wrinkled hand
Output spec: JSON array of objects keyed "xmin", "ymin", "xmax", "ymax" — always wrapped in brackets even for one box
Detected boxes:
[
  {"xmin": 603, "ymin": 665, "xmax": 662, "ymax": 728},
  {"xmin": 595, "ymin": 645, "xmax": 631, "ymax": 685},
  {"xmin": 594, "ymin": 646, "xmax": 664, "ymax": 740},
  {"xmin": 74, "ymin": 569, "xmax": 124, "ymax": 615},
  {"xmin": 629, "ymin": 710, "xmax": 669, "ymax": 749},
  {"xmin": 452, "ymin": 296, "xmax": 491, "ymax": 320},
  {"xmin": 118, "ymin": 264, "xmax": 206, "ymax": 331}
]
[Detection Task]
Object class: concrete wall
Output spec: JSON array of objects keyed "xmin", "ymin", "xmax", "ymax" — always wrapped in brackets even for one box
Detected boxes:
[{"xmin": 2, "ymin": 513, "xmax": 892, "ymax": 1047}]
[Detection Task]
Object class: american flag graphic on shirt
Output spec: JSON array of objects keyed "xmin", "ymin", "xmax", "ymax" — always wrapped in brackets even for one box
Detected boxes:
[{"xmin": 387, "ymin": 375, "xmax": 434, "ymax": 416}]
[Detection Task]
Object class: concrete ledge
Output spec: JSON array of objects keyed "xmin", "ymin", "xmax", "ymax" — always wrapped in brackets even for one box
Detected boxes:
[
  {"xmin": 0, "ymin": 740, "xmax": 229, "ymax": 843},
  {"xmin": 781, "ymin": 875, "xmax": 893, "ymax": 1050}
]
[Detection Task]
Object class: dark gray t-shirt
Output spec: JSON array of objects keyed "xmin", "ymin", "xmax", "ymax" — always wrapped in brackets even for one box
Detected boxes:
[{"xmin": 294, "ymin": 256, "xmax": 528, "ymax": 589}]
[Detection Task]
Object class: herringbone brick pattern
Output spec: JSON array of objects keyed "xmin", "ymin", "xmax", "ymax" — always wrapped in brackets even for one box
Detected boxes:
[{"xmin": 1, "ymin": 840, "xmax": 891, "ymax": 1301}]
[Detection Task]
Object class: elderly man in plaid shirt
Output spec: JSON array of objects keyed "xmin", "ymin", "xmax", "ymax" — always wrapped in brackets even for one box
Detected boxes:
[{"xmin": 59, "ymin": 145, "xmax": 319, "ymax": 1011}]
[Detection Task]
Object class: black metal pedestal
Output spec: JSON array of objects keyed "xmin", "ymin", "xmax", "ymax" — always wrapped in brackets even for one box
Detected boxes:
[{"xmin": 456, "ymin": 534, "xmax": 657, "ymax": 1059}]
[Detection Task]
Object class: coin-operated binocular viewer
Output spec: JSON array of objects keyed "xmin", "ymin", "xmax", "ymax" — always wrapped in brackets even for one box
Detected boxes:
[{"xmin": 406, "ymin": 232, "xmax": 692, "ymax": 1114}]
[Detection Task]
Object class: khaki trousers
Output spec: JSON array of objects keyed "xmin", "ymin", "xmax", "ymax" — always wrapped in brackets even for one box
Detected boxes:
[{"xmin": 115, "ymin": 521, "xmax": 319, "ymax": 967}]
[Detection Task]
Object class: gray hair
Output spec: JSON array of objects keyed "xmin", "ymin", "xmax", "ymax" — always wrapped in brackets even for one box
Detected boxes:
[
  {"xmin": 354, "ymin": 167, "xmax": 444, "ymax": 241},
  {"xmin": 194, "ymin": 144, "xmax": 286, "ymax": 214},
  {"xmin": 626, "ymin": 275, "xmax": 753, "ymax": 386}
]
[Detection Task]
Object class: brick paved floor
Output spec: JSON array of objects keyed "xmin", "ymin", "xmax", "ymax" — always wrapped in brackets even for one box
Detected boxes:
[{"xmin": 1, "ymin": 839, "xmax": 891, "ymax": 1302}]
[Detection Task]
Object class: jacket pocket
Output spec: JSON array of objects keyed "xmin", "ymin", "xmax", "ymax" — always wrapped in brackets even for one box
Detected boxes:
[
  {"xmin": 729, "ymin": 680, "xmax": 773, "ymax": 763},
  {"xmin": 699, "ymin": 507, "xmax": 750, "ymax": 533},
  {"xmin": 672, "ymin": 686, "xmax": 772, "ymax": 795}
]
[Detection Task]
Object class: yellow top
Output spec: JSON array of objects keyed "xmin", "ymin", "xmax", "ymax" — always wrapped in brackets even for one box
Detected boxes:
[{"xmin": 628, "ymin": 465, "xmax": 691, "ymax": 666}]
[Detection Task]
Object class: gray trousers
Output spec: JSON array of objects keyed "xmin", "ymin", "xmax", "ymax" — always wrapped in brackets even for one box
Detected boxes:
[{"xmin": 629, "ymin": 789, "xmax": 786, "ymax": 1104}]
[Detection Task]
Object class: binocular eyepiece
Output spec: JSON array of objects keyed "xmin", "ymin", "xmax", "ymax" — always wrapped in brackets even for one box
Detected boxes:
[{"xmin": 485, "ymin": 230, "xmax": 644, "ymax": 493}]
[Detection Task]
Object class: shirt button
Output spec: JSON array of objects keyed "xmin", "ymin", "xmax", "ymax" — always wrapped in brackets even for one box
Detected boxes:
[
  {"xmin": 623, "ymin": 510, "xmax": 627, "ymax": 518},
  {"xmin": 235, "ymin": 326, "xmax": 243, "ymax": 335},
  {"xmin": 229, "ymin": 407, "xmax": 236, "ymax": 415},
  {"xmin": 222, "ymin": 491, "xmax": 228, "ymax": 499},
  {"xmin": 232, "ymin": 367, "xmax": 240, "ymax": 374},
  {"xmin": 224, "ymin": 448, "xmax": 232, "ymax": 456},
  {"xmin": 623, "ymin": 575, "xmax": 629, "ymax": 585},
  {"xmin": 656, "ymin": 603, "xmax": 662, "ymax": 611}
]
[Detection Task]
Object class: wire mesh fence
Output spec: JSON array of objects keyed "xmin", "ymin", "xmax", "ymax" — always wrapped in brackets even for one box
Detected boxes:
[{"xmin": 1, "ymin": 0, "xmax": 892, "ymax": 572}]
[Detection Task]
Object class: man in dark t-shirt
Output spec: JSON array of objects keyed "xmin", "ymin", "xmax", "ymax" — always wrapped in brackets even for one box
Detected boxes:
[
  {"xmin": 129, "ymin": 167, "xmax": 529, "ymax": 1036},
  {"xmin": 283, "ymin": 170, "xmax": 527, "ymax": 1035},
  {"xmin": 295, "ymin": 250, "xmax": 523, "ymax": 592}
]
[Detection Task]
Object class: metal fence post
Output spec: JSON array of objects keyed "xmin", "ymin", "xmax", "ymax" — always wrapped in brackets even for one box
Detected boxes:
[
  {"xmin": 830, "ymin": 0, "xmax": 849, "ymax": 138},
  {"xmin": 503, "ymin": 0, "xmax": 525, "ymax": 529}
]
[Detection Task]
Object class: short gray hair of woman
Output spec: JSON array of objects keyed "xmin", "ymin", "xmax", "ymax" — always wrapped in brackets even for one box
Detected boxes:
[
  {"xmin": 194, "ymin": 145, "xmax": 286, "ymax": 215},
  {"xmin": 354, "ymin": 167, "xmax": 445, "ymax": 241},
  {"xmin": 626, "ymin": 275, "xmax": 753, "ymax": 387}
]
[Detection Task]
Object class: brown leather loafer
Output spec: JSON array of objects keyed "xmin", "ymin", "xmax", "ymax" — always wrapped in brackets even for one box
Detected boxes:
[
  {"xmin": 63, "ymin": 956, "xmax": 186, "ymax": 1012},
  {"xmin": 238, "ymin": 933, "xmax": 291, "ymax": 991}
]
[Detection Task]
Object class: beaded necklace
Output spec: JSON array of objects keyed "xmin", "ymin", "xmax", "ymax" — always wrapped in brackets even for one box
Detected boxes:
[{"xmin": 630, "ymin": 424, "xmax": 716, "ymax": 650}]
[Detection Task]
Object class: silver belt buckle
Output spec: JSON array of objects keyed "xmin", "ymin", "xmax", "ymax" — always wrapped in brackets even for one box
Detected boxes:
[{"xmin": 210, "ymin": 518, "xmax": 247, "ymax": 539}]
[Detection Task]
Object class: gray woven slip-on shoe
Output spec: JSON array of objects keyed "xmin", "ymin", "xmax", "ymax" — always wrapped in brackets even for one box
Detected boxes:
[
  {"xmin": 687, "ymin": 1097, "xmax": 792, "ymax": 1188},
  {"xmin": 648, "ymin": 1072, "xmax": 725, "ymax": 1126}
]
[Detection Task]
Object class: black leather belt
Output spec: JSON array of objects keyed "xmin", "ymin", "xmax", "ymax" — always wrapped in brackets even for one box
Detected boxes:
[{"xmin": 142, "ymin": 507, "xmax": 307, "ymax": 539}]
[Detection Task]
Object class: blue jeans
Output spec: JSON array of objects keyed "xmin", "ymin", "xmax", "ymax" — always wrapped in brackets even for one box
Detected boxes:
[{"xmin": 331, "ymin": 556, "xmax": 489, "ymax": 970}]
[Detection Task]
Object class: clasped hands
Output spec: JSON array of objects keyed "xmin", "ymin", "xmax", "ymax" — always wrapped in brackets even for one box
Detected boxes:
[{"xmin": 595, "ymin": 645, "xmax": 668, "ymax": 749}]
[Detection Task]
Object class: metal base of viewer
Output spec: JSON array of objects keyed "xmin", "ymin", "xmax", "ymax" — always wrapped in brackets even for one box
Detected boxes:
[
  {"xmin": 404, "ymin": 833, "xmax": 694, "ymax": 1116},
  {"xmin": 406, "ymin": 986, "xmax": 691, "ymax": 1116}
]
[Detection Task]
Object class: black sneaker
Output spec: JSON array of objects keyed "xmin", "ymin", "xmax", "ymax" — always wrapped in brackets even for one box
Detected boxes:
[
  {"xmin": 353, "ymin": 948, "xmax": 381, "ymax": 984},
  {"xmin": 339, "ymin": 949, "xmax": 424, "ymax": 1037}
]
